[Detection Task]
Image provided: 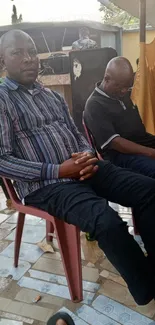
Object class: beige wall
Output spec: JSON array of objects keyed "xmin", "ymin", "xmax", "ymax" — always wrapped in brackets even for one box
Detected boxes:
[{"xmin": 122, "ymin": 30, "xmax": 155, "ymax": 71}]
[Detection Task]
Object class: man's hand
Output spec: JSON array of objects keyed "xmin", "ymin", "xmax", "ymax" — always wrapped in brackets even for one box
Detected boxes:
[
  {"xmin": 71, "ymin": 151, "xmax": 98, "ymax": 180},
  {"xmin": 59, "ymin": 152, "xmax": 98, "ymax": 181},
  {"xmin": 71, "ymin": 151, "xmax": 94, "ymax": 161}
]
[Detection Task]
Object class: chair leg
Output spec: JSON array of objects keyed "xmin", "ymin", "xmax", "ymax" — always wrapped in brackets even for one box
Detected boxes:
[
  {"xmin": 14, "ymin": 212, "xmax": 25, "ymax": 267},
  {"xmin": 46, "ymin": 220, "xmax": 54, "ymax": 242},
  {"xmin": 54, "ymin": 218, "xmax": 83, "ymax": 302}
]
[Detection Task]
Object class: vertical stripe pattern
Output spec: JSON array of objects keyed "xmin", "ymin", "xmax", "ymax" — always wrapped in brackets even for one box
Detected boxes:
[{"xmin": 0, "ymin": 78, "xmax": 91, "ymax": 199}]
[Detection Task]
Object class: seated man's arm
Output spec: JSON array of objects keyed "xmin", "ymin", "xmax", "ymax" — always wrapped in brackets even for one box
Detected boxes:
[
  {"xmin": 0, "ymin": 101, "xmax": 59, "ymax": 181},
  {"xmin": 55, "ymin": 93, "xmax": 93, "ymax": 154},
  {"xmin": 85, "ymin": 101, "xmax": 155, "ymax": 158},
  {"xmin": 111, "ymin": 137, "xmax": 155, "ymax": 157}
]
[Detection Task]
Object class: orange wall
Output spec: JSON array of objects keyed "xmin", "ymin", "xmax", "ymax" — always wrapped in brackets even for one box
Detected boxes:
[{"xmin": 123, "ymin": 30, "xmax": 155, "ymax": 71}]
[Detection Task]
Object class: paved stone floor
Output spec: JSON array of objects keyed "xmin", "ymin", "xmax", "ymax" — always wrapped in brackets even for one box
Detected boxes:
[{"xmin": 0, "ymin": 190, "xmax": 155, "ymax": 324}]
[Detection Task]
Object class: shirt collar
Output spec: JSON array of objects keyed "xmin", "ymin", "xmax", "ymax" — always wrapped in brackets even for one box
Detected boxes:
[
  {"xmin": 95, "ymin": 81, "xmax": 123, "ymax": 103},
  {"xmin": 95, "ymin": 81, "xmax": 127, "ymax": 111},
  {"xmin": 95, "ymin": 81, "xmax": 110, "ymax": 98},
  {"xmin": 4, "ymin": 76, "xmax": 43, "ymax": 93}
]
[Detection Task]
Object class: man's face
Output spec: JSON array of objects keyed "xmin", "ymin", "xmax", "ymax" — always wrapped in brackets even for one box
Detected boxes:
[
  {"xmin": 3, "ymin": 36, "xmax": 39, "ymax": 86},
  {"xmin": 106, "ymin": 74, "xmax": 134, "ymax": 99}
]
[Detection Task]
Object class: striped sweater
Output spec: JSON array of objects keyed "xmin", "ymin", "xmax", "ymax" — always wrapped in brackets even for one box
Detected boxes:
[{"xmin": 0, "ymin": 77, "xmax": 91, "ymax": 199}]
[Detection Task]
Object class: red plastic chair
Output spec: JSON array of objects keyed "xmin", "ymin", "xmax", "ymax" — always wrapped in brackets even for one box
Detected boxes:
[
  {"xmin": 2, "ymin": 177, "xmax": 83, "ymax": 302},
  {"xmin": 82, "ymin": 115, "xmax": 138, "ymax": 235}
]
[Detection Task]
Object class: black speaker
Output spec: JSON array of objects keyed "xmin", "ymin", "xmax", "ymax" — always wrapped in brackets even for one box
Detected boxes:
[{"xmin": 69, "ymin": 47, "xmax": 117, "ymax": 133}]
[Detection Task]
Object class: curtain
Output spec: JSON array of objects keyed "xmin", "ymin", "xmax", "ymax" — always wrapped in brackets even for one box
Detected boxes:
[{"xmin": 132, "ymin": 39, "xmax": 155, "ymax": 135}]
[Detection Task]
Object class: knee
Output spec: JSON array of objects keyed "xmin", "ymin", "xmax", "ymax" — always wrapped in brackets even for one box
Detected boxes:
[{"xmin": 93, "ymin": 209, "xmax": 126, "ymax": 239}]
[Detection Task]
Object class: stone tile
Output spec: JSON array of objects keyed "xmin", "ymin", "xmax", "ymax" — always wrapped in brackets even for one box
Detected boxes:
[
  {"xmin": 92, "ymin": 295, "xmax": 155, "ymax": 325},
  {"xmin": 134, "ymin": 235, "xmax": 147, "ymax": 254},
  {"xmin": 6, "ymin": 225, "xmax": 45, "ymax": 244},
  {"xmin": 109, "ymin": 202, "xmax": 119, "ymax": 212},
  {"xmin": 0, "ymin": 256, "xmax": 31, "ymax": 280},
  {"xmin": 0, "ymin": 277, "xmax": 12, "ymax": 293},
  {"xmin": 0, "ymin": 320, "xmax": 22, "ymax": 325},
  {"xmin": 81, "ymin": 247, "xmax": 85, "ymax": 261},
  {"xmin": 0, "ymin": 312, "xmax": 33, "ymax": 324},
  {"xmin": 100, "ymin": 270, "xmax": 127, "ymax": 287},
  {"xmin": 1, "ymin": 242, "xmax": 43, "ymax": 263},
  {"xmin": 77, "ymin": 304, "xmax": 119, "ymax": 325},
  {"xmin": 0, "ymin": 214, "xmax": 9, "ymax": 224},
  {"xmin": 0, "ymin": 200, "xmax": 7, "ymax": 211},
  {"xmin": 81, "ymin": 235, "xmax": 104, "ymax": 263},
  {"xmin": 100, "ymin": 258, "xmax": 119, "ymax": 275},
  {"xmin": 52, "ymin": 238, "xmax": 59, "ymax": 250},
  {"xmin": 0, "ymin": 223, "xmax": 16, "ymax": 232},
  {"xmin": 120, "ymin": 214, "xmax": 132, "ymax": 219},
  {"xmin": 0, "ymin": 297, "xmax": 11, "ymax": 310},
  {"xmin": 37, "ymin": 218, "xmax": 46, "ymax": 226},
  {"xmin": 6, "ymin": 214, "xmax": 20, "ymax": 224},
  {"xmin": 29, "ymin": 269, "xmax": 100, "ymax": 293},
  {"xmin": 82, "ymin": 280, "xmax": 100, "ymax": 294},
  {"xmin": 33, "ymin": 257, "xmax": 65, "ymax": 275},
  {"xmin": 0, "ymin": 241, "xmax": 9, "ymax": 253},
  {"xmin": 82, "ymin": 266, "xmax": 99, "ymax": 282},
  {"xmin": 7, "ymin": 214, "xmax": 45, "ymax": 226},
  {"xmin": 0, "ymin": 229, "xmax": 11, "ymax": 240},
  {"xmin": 15, "ymin": 288, "xmax": 64, "ymax": 307},
  {"xmin": 36, "ymin": 243, "xmax": 85, "ymax": 277},
  {"xmin": 42, "ymin": 251, "xmax": 61, "ymax": 260},
  {"xmin": 127, "ymin": 219, "xmax": 133, "ymax": 227},
  {"xmin": 29, "ymin": 269, "xmax": 67, "ymax": 285},
  {"xmin": 4, "ymin": 300, "xmax": 53, "ymax": 322},
  {"xmin": 59, "ymin": 307, "xmax": 88, "ymax": 325},
  {"xmin": 129, "ymin": 226, "xmax": 134, "ymax": 235},
  {"xmin": 1, "ymin": 208, "xmax": 15, "ymax": 215},
  {"xmin": 122, "ymin": 218, "xmax": 133, "ymax": 227},
  {"xmin": 118, "ymin": 206, "xmax": 131, "ymax": 214},
  {"xmin": 118, "ymin": 204, "xmax": 132, "ymax": 213},
  {"xmin": 87, "ymin": 262, "xmax": 95, "ymax": 268},
  {"xmin": 18, "ymin": 276, "xmax": 95, "ymax": 304},
  {"xmin": 0, "ymin": 279, "xmax": 20, "ymax": 301},
  {"xmin": 98, "ymin": 280, "xmax": 136, "ymax": 307},
  {"xmin": 133, "ymin": 300, "xmax": 155, "ymax": 318}
]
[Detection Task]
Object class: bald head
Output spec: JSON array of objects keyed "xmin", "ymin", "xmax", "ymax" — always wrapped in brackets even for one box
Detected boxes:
[
  {"xmin": 102, "ymin": 57, "xmax": 134, "ymax": 98},
  {"xmin": 0, "ymin": 30, "xmax": 39, "ymax": 86},
  {"xmin": 105, "ymin": 57, "xmax": 133, "ymax": 83},
  {"xmin": 0, "ymin": 30, "xmax": 34, "ymax": 55}
]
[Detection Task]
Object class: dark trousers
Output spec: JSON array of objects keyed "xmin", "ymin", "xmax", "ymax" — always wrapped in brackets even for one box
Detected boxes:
[
  {"xmin": 112, "ymin": 152, "xmax": 155, "ymax": 179},
  {"xmin": 110, "ymin": 134, "xmax": 155, "ymax": 178},
  {"xmin": 25, "ymin": 160, "xmax": 155, "ymax": 305}
]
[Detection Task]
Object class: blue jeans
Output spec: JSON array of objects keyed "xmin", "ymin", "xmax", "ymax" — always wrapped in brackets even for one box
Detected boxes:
[
  {"xmin": 25, "ymin": 160, "xmax": 155, "ymax": 305},
  {"xmin": 112, "ymin": 153, "xmax": 155, "ymax": 179}
]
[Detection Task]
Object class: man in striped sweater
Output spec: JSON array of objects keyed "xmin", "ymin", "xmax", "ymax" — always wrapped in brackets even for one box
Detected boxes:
[{"xmin": 0, "ymin": 29, "xmax": 155, "ymax": 306}]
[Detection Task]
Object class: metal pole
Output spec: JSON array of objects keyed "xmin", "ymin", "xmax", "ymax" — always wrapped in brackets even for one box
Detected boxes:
[
  {"xmin": 139, "ymin": 0, "xmax": 146, "ymax": 122},
  {"xmin": 41, "ymin": 32, "xmax": 51, "ymax": 53},
  {"xmin": 140, "ymin": 0, "xmax": 146, "ymax": 43}
]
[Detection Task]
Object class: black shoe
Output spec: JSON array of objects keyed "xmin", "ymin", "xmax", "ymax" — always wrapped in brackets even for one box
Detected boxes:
[{"xmin": 47, "ymin": 312, "xmax": 75, "ymax": 325}]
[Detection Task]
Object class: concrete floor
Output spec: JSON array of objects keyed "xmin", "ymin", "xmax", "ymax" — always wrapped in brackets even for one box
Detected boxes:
[{"xmin": 0, "ymin": 190, "xmax": 154, "ymax": 325}]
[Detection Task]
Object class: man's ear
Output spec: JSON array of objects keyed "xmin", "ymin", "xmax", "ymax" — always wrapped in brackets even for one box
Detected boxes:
[{"xmin": 104, "ymin": 73, "xmax": 110, "ymax": 83}]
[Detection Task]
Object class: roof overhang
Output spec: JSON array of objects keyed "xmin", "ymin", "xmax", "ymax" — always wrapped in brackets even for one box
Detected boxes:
[{"xmin": 99, "ymin": 0, "xmax": 155, "ymax": 27}]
